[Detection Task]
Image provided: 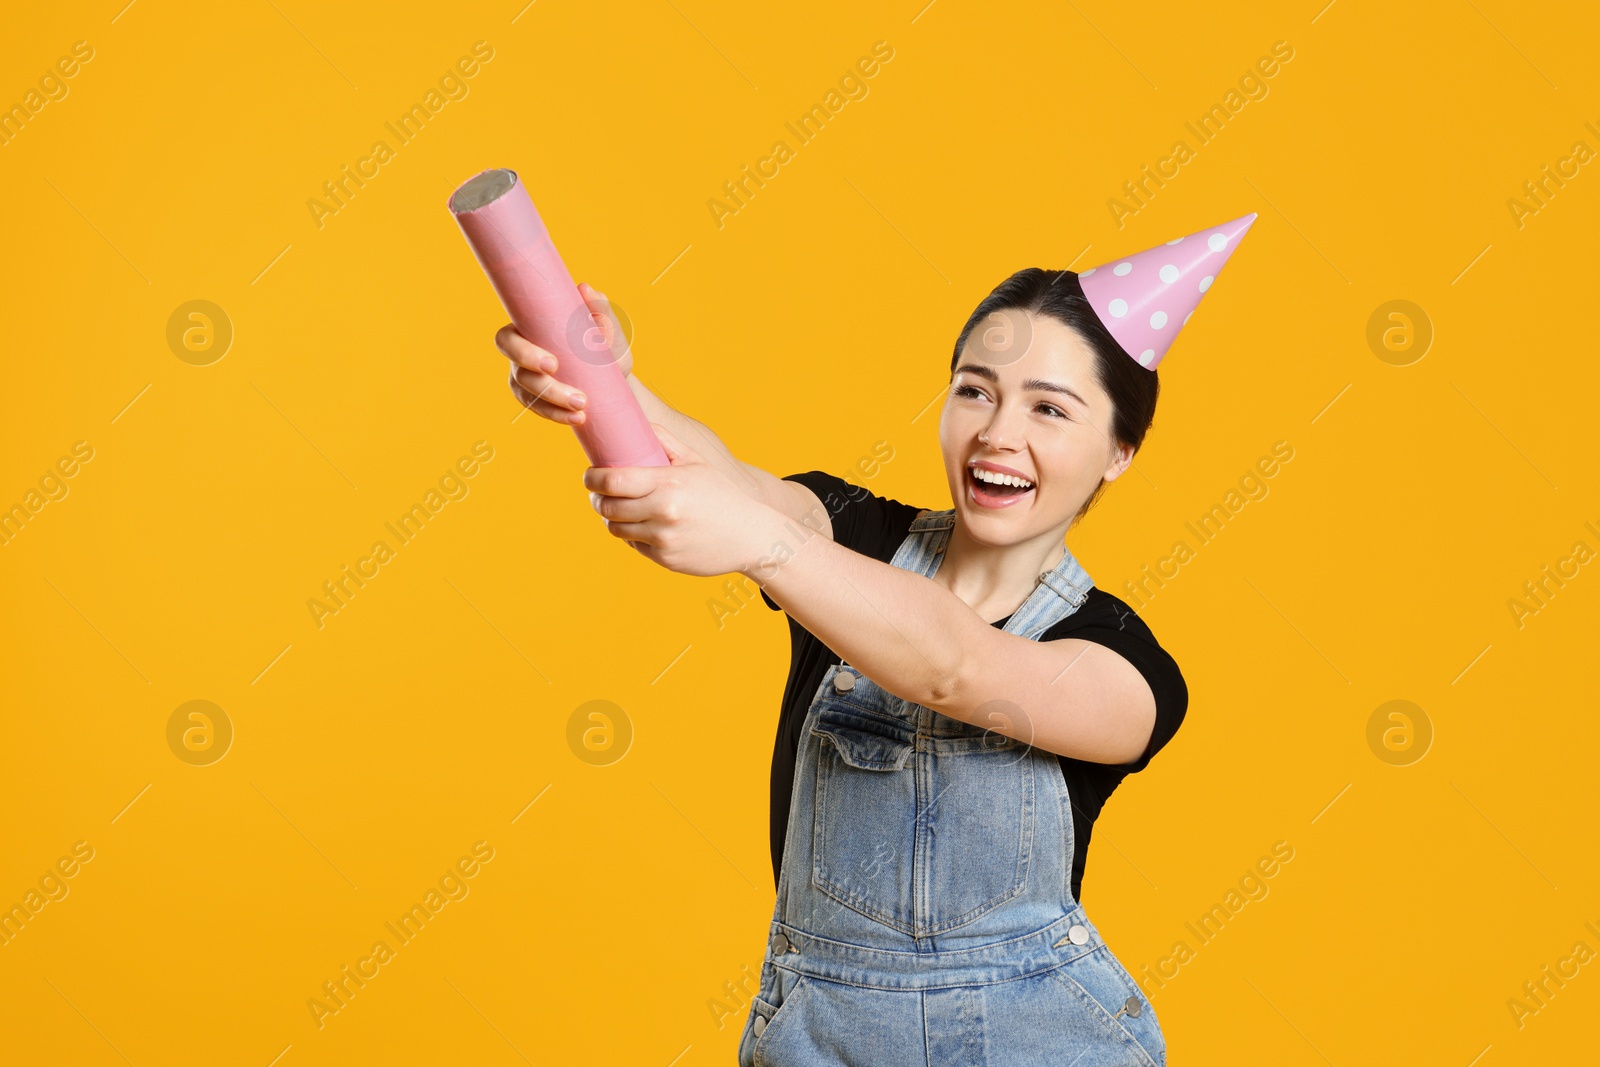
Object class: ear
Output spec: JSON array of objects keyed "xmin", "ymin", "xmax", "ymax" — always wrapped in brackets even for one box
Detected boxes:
[
  {"xmin": 1102, "ymin": 440, "xmax": 1136, "ymax": 483},
  {"xmin": 650, "ymin": 422, "xmax": 702, "ymax": 466}
]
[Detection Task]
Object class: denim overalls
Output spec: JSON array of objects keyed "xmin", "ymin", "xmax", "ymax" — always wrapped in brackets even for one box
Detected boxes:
[{"xmin": 738, "ymin": 509, "xmax": 1166, "ymax": 1067}]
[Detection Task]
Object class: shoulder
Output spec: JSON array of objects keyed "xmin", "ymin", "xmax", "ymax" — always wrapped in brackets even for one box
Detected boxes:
[
  {"xmin": 780, "ymin": 470, "xmax": 924, "ymax": 558},
  {"xmin": 759, "ymin": 471, "xmax": 924, "ymax": 611},
  {"xmin": 1050, "ymin": 588, "xmax": 1162, "ymax": 644},
  {"xmin": 1043, "ymin": 589, "xmax": 1189, "ymax": 772}
]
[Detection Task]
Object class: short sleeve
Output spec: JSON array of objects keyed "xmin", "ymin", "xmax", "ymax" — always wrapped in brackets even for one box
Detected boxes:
[
  {"xmin": 1042, "ymin": 592, "xmax": 1188, "ymax": 773},
  {"xmin": 758, "ymin": 470, "xmax": 924, "ymax": 611}
]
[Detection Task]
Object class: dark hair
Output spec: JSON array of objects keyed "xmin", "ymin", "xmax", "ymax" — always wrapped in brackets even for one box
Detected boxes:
[{"xmin": 949, "ymin": 268, "xmax": 1159, "ymax": 525}]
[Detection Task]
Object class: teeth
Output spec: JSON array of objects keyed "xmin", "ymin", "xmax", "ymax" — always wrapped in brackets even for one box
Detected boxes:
[{"xmin": 970, "ymin": 465, "xmax": 1033, "ymax": 489}]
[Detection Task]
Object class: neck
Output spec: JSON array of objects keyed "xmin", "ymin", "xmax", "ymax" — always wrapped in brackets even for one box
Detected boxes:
[{"xmin": 933, "ymin": 519, "xmax": 1069, "ymax": 622}]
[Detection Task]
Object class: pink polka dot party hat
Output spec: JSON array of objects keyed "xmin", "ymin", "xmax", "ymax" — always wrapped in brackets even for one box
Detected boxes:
[{"xmin": 1077, "ymin": 212, "xmax": 1258, "ymax": 369}]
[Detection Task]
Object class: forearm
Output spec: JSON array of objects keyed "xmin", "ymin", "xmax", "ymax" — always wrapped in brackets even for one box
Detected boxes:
[
  {"xmin": 739, "ymin": 506, "xmax": 985, "ymax": 710},
  {"xmin": 626, "ymin": 374, "xmax": 765, "ymax": 502}
]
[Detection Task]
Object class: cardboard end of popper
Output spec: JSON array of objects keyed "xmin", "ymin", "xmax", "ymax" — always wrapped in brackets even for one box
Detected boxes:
[{"xmin": 448, "ymin": 168, "xmax": 518, "ymax": 214}]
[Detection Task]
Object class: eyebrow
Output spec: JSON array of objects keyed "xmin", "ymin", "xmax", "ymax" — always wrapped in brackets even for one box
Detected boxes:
[{"xmin": 952, "ymin": 363, "xmax": 1089, "ymax": 409}]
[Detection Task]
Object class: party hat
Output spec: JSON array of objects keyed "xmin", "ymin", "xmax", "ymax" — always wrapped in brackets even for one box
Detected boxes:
[{"xmin": 1077, "ymin": 213, "xmax": 1257, "ymax": 369}]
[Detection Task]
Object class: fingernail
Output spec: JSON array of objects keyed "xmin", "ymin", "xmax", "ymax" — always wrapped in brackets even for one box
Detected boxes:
[
  {"xmin": 572, "ymin": 393, "xmax": 586, "ymax": 407},
  {"xmin": 541, "ymin": 356, "xmax": 557, "ymax": 372}
]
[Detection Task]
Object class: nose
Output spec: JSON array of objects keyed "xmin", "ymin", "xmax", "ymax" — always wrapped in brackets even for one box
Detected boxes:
[{"xmin": 978, "ymin": 399, "xmax": 1026, "ymax": 451}]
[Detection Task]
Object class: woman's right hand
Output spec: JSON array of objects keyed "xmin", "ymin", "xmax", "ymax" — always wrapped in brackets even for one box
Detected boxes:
[{"xmin": 499, "ymin": 282, "xmax": 633, "ymax": 425}]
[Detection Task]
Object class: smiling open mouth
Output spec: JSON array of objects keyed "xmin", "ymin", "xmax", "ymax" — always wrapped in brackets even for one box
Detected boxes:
[{"xmin": 966, "ymin": 464, "xmax": 1035, "ymax": 509}]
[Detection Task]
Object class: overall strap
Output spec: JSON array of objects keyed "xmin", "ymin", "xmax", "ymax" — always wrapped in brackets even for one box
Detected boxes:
[{"xmin": 888, "ymin": 509, "xmax": 959, "ymax": 577}]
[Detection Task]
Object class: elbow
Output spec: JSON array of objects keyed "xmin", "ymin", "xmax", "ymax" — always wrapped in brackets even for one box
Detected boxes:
[
  {"xmin": 923, "ymin": 617, "xmax": 991, "ymax": 711},
  {"xmin": 916, "ymin": 601, "xmax": 1006, "ymax": 713},
  {"xmin": 923, "ymin": 653, "xmax": 964, "ymax": 711}
]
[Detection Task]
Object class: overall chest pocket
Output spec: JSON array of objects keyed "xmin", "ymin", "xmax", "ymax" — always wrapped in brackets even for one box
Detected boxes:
[{"xmin": 809, "ymin": 674, "xmax": 1037, "ymax": 938}]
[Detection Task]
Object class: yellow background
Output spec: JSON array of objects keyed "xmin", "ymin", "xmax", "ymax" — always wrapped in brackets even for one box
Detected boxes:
[{"xmin": 2, "ymin": 0, "xmax": 1597, "ymax": 1063}]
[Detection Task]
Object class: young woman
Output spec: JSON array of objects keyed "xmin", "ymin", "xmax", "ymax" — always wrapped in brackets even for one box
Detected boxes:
[{"xmin": 499, "ymin": 214, "xmax": 1252, "ymax": 1066}]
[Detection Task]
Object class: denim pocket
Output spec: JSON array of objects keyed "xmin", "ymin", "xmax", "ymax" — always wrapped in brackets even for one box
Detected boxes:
[
  {"xmin": 739, "ymin": 973, "xmax": 810, "ymax": 1067},
  {"xmin": 1049, "ymin": 945, "xmax": 1166, "ymax": 1066},
  {"xmin": 810, "ymin": 687, "xmax": 1035, "ymax": 936},
  {"xmin": 810, "ymin": 699, "xmax": 918, "ymax": 932}
]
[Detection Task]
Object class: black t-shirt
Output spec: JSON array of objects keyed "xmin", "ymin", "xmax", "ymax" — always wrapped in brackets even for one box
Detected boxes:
[{"xmin": 758, "ymin": 471, "xmax": 1189, "ymax": 903}]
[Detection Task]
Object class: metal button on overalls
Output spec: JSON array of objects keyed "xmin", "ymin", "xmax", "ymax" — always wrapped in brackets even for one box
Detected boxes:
[
  {"xmin": 833, "ymin": 670, "xmax": 855, "ymax": 692},
  {"xmin": 752, "ymin": 1014, "xmax": 767, "ymax": 1038},
  {"xmin": 771, "ymin": 932, "xmax": 793, "ymax": 955},
  {"xmin": 1068, "ymin": 923, "xmax": 1090, "ymax": 945}
]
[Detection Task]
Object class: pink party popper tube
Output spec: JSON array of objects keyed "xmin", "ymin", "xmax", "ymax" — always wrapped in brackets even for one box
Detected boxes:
[{"xmin": 448, "ymin": 168, "xmax": 669, "ymax": 468}]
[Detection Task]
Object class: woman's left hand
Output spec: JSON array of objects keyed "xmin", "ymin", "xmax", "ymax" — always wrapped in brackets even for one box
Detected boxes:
[{"xmin": 584, "ymin": 423, "xmax": 772, "ymax": 577}]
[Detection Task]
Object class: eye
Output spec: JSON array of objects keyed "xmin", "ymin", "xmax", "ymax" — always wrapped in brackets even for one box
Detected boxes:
[{"xmin": 955, "ymin": 383, "xmax": 1070, "ymax": 420}]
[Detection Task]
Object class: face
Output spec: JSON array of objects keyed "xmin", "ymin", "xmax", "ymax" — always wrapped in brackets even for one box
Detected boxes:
[{"xmin": 938, "ymin": 308, "xmax": 1133, "ymax": 544}]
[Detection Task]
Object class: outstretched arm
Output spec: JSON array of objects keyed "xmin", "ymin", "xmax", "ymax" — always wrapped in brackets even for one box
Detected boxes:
[{"xmin": 580, "ymin": 425, "xmax": 1151, "ymax": 764}]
